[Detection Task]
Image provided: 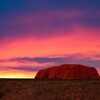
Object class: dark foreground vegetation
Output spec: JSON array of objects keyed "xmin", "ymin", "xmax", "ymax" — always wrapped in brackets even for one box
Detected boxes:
[{"xmin": 0, "ymin": 79, "xmax": 100, "ymax": 100}]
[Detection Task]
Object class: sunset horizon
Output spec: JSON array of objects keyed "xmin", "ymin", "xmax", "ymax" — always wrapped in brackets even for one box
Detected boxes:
[{"xmin": 0, "ymin": 0, "xmax": 100, "ymax": 78}]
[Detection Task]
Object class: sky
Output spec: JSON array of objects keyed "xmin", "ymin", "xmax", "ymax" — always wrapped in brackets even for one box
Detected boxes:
[{"xmin": 0, "ymin": 0, "xmax": 100, "ymax": 78}]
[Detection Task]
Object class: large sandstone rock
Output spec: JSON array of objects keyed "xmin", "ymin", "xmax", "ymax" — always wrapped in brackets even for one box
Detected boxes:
[{"xmin": 35, "ymin": 64, "xmax": 100, "ymax": 79}]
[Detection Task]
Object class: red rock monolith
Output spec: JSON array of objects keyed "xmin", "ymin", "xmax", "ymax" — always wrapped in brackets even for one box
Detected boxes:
[{"xmin": 35, "ymin": 64, "xmax": 100, "ymax": 79}]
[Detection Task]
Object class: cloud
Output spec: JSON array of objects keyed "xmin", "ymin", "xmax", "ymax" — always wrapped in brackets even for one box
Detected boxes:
[
  {"xmin": 0, "ymin": 53, "xmax": 100, "ymax": 67},
  {"xmin": 0, "ymin": 66, "xmax": 41, "ymax": 72},
  {"xmin": 8, "ymin": 57, "xmax": 66, "ymax": 63},
  {"xmin": 0, "ymin": 53, "xmax": 100, "ymax": 76},
  {"xmin": 0, "ymin": 55, "xmax": 84, "ymax": 64}
]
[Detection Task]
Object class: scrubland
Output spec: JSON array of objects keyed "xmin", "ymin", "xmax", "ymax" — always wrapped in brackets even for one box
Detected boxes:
[{"xmin": 0, "ymin": 79, "xmax": 100, "ymax": 100}]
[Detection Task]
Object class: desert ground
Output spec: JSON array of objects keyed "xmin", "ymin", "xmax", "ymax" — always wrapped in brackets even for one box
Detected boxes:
[{"xmin": 0, "ymin": 79, "xmax": 100, "ymax": 100}]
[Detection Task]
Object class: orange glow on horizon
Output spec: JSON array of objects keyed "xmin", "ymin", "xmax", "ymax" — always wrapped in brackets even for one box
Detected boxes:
[{"xmin": 0, "ymin": 69, "xmax": 36, "ymax": 78}]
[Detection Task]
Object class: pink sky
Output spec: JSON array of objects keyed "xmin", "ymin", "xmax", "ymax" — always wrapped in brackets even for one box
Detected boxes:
[{"xmin": 0, "ymin": 0, "xmax": 100, "ymax": 78}]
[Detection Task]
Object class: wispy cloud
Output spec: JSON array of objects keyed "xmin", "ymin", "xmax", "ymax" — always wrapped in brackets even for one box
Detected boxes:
[
  {"xmin": 0, "ymin": 54, "xmax": 100, "ymax": 77},
  {"xmin": 0, "ymin": 53, "xmax": 100, "ymax": 67},
  {"xmin": 0, "ymin": 66, "xmax": 41, "ymax": 72}
]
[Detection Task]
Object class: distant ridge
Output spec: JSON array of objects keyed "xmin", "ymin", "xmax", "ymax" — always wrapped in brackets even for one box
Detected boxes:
[{"xmin": 35, "ymin": 64, "xmax": 100, "ymax": 79}]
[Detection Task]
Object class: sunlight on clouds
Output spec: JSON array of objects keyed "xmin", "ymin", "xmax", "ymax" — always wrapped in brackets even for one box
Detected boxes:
[{"xmin": 0, "ymin": 27, "xmax": 100, "ymax": 59}]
